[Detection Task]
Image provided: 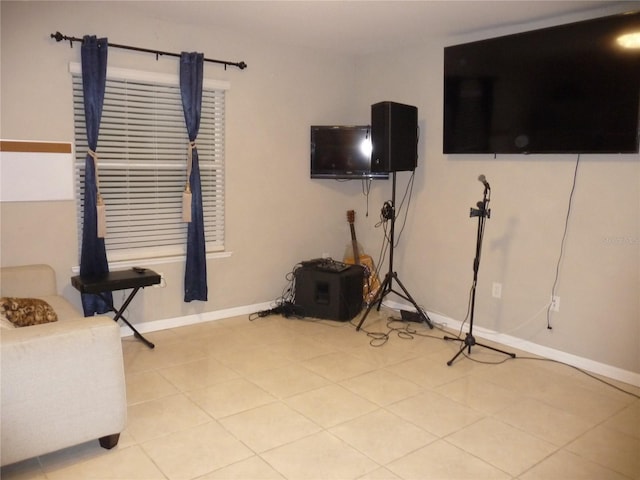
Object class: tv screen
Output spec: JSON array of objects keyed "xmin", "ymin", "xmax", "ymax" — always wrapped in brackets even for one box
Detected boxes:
[
  {"xmin": 444, "ymin": 12, "xmax": 640, "ymax": 154},
  {"xmin": 310, "ymin": 125, "xmax": 388, "ymax": 179}
]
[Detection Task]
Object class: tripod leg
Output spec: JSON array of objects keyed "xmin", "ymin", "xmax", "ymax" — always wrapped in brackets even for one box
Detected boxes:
[
  {"xmin": 356, "ymin": 273, "xmax": 391, "ymax": 331},
  {"xmin": 444, "ymin": 333, "xmax": 515, "ymax": 365},
  {"xmin": 447, "ymin": 343, "xmax": 468, "ymax": 366},
  {"xmin": 373, "ymin": 279, "xmax": 387, "ymax": 312},
  {"xmin": 391, "ymin": 273, "xmax": 434, "ymax": 329},
  {"xmin": 474, "ymin": 340, "xmax": 516, "ymax": 359},
  {"xmin": 445, "ymin": 332, "xmax": 475, "ymax": 365}
]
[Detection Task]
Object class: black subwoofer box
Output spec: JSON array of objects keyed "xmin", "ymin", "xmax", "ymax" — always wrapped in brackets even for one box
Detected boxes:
[
  {"xmin": 294, "ymin": 264, "xmax": 364, "ymax": 321},
  {"xmin": 370, "ymin": 101, "xmax": 418, "ymax": 173}
]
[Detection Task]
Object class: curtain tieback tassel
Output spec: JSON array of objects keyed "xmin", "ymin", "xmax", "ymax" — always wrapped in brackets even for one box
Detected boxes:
[
  {"xmin": 182, "ymin": 141, "xmax": 196, "ymax": 223},
  {"xmin": 89, "ymin": 149, "xmax": 107, "ymax": 238}
]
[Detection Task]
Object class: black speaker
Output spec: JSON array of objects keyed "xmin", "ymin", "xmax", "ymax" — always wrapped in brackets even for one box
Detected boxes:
[
  {"xmin": 294, "ymin": 264, "xmax": 364, "ymax": 321},
  {"xmin": 371, "ymin": 101, "xmax": 418, "ymax": 172}
]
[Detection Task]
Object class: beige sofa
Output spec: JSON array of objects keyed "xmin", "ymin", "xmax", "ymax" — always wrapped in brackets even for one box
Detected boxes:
[{"xmin": 0, "ymin": 264, "xmax": 127, "ymax": 466}]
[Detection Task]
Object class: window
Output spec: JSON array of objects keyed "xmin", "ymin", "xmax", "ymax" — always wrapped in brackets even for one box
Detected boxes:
[{"xmin": 71, "ymin": 64, "xmax": 228, "ymax": 264}]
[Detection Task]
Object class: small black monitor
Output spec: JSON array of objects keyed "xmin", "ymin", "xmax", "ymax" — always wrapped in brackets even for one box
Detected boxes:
[{"xmin": 310, "ymin": 125, "xmax": 388, "ymax": 179}]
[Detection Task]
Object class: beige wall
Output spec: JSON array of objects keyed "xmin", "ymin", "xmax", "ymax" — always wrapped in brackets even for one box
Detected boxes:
[
  {"xmin": 352, "ymin": 7, "xmax": 639, "ymax": 374},
  {"xmin": 1, "ymin": 0, "xmax": 366, "ymax": 317},
  {"xmin": 1, "ymin": 1, "xmax": 638, "ymax": 374}
]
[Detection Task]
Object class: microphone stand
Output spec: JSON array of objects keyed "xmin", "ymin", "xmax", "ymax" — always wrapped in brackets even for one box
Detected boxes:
[
  {"xmin": 356, "ymin": 171, "xmax": 433, "ymax": 331},
  {"xmin": 444, "ymin": 181, "xmax": 515, "ymax": 366}
]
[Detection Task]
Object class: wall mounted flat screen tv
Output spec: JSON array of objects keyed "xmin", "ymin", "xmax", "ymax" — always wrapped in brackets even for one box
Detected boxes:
[
  {"xmin": 310, "ymin": 125, "xmax": 388, "ymax": 179},
  {"xmin": 444, "ymin": 11, "xmax": 640, "ymax": 154}
]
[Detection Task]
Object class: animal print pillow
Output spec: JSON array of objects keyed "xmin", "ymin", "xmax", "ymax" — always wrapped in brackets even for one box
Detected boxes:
[{"xmin": 0, "ymin": 297, "xmax": 58, "ymax": 327}]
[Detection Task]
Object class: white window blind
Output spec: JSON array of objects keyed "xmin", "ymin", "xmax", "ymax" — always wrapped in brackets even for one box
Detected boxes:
[{"xmin": 71, "ymin": 64, "xmax": 228, "ymax": 263}]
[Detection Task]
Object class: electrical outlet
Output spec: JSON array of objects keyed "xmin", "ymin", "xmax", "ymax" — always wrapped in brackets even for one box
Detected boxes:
[
  {"xmin": 550, "ymin": 295, "xmax": 560, "ymax": 312},
  {"xmin": 492, "ymin": 282, "xmax": 502, "ymax": 299}
]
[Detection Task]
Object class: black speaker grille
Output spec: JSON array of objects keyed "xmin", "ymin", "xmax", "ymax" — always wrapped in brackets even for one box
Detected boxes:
[{"xmin": 294, "ymin": 264, "xmax": 364, "ymax": 320}]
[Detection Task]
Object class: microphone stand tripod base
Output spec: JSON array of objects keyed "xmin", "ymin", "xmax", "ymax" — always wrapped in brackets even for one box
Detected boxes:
[{"xmin": 443, "ymin": 332, "xmax": 516, "ymax": 366}]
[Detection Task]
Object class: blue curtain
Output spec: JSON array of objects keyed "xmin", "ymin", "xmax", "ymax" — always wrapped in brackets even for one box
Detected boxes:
[
  {"xmin": 180, "ymin": 52, "xmax": 208, "ymax": 302},
  {"xmin": 79, "ymin": 35, "xmax": 112, "ymax": 315}
]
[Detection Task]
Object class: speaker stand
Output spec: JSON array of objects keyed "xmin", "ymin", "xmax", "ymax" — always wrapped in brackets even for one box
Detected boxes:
[
  {"xmin": 356, "ymin": 171, "xmax": 433, "ymax": 331},
  {"xmin": 444, "ymin": 184, "xmax": 515, "ymax": 365}
]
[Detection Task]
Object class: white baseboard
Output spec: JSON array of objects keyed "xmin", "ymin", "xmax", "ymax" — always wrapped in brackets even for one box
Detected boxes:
[
  {"xmin": 118, "ymin": 301, "xmax": 273, "ymax": 336},
  {"xmin": 383, "ymin": 300, "xmax": 640, "ymax": 389},
  {"xmin": 120, "ymin": 299, "xmax": 640, "ymax": 388}
]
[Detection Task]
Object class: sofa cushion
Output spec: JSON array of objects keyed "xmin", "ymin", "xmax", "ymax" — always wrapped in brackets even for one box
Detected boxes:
[
  {"xmin": 39, "ymin": 295, "xmax": 85, "ymax": 322},
  {"xmin": 0, "ymin": 297, "xmax": 58, "ymax": 327},
  {"xmin": 0, "ymin": 264, "xmax": 57, "ymax": 298}
]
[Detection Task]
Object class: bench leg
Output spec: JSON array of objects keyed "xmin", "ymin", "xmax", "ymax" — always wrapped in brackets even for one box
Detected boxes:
[{"xmin": 99, "ymin": 433, "xmax": 120, "ymax": 450}]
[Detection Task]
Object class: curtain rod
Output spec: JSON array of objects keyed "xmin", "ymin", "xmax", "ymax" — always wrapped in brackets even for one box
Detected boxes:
[{"xmin": 50, "ymin": 31, "xmax": 247, "ymax": 70}]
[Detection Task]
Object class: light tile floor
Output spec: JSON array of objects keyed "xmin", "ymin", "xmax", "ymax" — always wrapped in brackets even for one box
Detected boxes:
[{"xmin": 2, "ymin": 308, "xmax": 639, "ymax": 479}]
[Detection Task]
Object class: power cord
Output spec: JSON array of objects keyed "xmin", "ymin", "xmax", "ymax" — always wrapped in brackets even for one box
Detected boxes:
[
  {"xmin": 251, "ymin": 301, "xmax": 304, "ymax": 320},
  {"xmin": 393, "ymin": 170, "xmax": 416, "ymax": 248},
  {"xmin": 361, "ymin": 178, "xmax": 372, "ymax": 217},
  {"xmin": 520, "ymin": 356, "xmax": 640, "ymax": 399},
  {"xmin": 349, "ymin": 310, "xmax": 444, "ymax": 348},
  {"xmin": 249, "ymin": 262, "xmax": 303, "ymax": 321},
  {"xmin": 458, "ymin": 352, "xmax": 639, "ymax": 400},
  {"xmin": 547, "ymin": 154, "xmax": 580, "ymax": 330}
]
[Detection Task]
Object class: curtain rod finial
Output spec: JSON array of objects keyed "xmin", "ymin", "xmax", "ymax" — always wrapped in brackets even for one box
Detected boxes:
[{"xmin": 50, "ymin": 31, "xmax": 74, "ymax": 48}]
